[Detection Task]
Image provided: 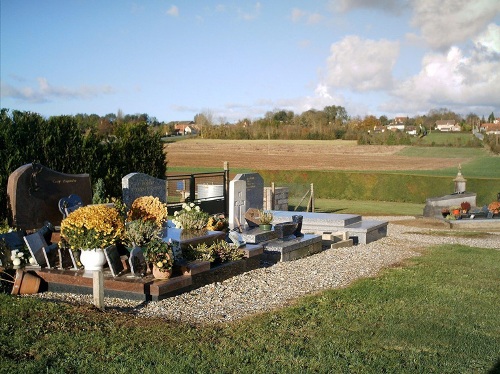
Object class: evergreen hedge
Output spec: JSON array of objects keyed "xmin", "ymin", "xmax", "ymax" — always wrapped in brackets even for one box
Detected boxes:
[{"xmin": 0, "ymin": 109, "xmax": 166, "ymax": 222}]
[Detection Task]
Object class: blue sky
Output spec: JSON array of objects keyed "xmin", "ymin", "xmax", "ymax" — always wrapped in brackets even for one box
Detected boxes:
[{"xmin": 1, "ymin": 0, "xmax": 499, "ymax": 123}]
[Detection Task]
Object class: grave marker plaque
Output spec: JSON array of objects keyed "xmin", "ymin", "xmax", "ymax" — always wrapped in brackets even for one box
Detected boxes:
[
  {"xmin": 104, "ymin": 245, "xmax": 124, "ymax": 277},
  {"xmin": 228, "ymin": 179, "xmax": 246, "ymax": 230},
  {"xmin": 23, "ymin": 232, "xmax": 48, "ymax": 267}
]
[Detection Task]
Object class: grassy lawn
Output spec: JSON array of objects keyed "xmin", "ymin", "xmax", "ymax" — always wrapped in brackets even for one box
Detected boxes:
[
  {"xmin": 1, "ymin": 244, "xmax": 499, "ymax": 373},
  {"xmin": 292, "ymin": 198, "xmax": 424, "ymax": 216}
]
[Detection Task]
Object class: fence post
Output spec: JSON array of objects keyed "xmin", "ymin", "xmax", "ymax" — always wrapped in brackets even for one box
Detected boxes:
[
  {"xmin": 93, "ymin": 270, "xmax": 104, "ymax": 310},
  {"xmin": 311, "ymin": 183, "xmax": 315, "ymax": 212},
  {"xmin": 271, "ymin": 182, "xmax": 275, "ymax": 210},
  {"xmin": 224, "ymin": 161, "xmax": 229, "ymax": 216},
  {"xmin": 189, "ymin": 174, "xmax": 196, "ymax": 203}
]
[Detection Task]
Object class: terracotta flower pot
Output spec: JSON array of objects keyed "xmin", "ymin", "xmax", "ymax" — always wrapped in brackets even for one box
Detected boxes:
[
  {"xmin": 152, "ymin": 265, "xmax": 172, "ymax": 280},
  {"xmin": 11, "ymin": 269, "xmax": 41, "ymax": 295}
]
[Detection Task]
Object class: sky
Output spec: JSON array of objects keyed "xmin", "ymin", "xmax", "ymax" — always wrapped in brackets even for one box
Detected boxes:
[{"xmin": 1, "ymin": 0, "xmax": 499, "ymax": 123}]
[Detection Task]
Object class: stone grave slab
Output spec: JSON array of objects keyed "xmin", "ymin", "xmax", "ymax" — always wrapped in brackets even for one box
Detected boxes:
[
  {"xmin": 262, "ymin": 234, "xmax": 322, "ymax": 262},
  {"xmin": 271, "ymin": 211, "xmax": 361, "ymax": 229},
  {"xmin": 241, "ymin": 227, "xmax": 278, "ymax": 244},
  {"xmin": 233, "ymin": 173, "xmax": 263, "ymax": 210},
  {"xmin": 104, "ymin": 245, "xmax": 125, "ymax": 277},
  {"xmin": 122, "ymin": 173, "xmax": 168, "ymax": 208}
]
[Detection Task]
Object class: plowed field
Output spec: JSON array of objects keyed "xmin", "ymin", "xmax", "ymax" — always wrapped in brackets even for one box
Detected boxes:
[{"xmin": 165, "ymin": 139, "xmax": 468, "ymax": 171}]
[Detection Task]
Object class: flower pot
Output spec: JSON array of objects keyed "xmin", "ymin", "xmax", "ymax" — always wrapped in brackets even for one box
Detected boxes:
[
  {"xmin": 11, "ymin": 269, "xmax": 41, "ymax": 295},
  {"xmin": 152, "ymin": 265, "xmax": 172, "ymax": 280},
  {"xmin": 80, "ymin": 248, "xmax": 107, "ymax": 271},
  {"xmin": 452, "ymin": 209, "xmax": 460, "ymax": 216},
  {"xmin": 259, "ymin": 224, "xmax": 272, "ymax": 231}
]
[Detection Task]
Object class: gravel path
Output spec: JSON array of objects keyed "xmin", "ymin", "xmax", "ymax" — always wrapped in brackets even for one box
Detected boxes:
[{"xmin": 33, "ymin": 217, "xmax": 500, "ymax": 324}]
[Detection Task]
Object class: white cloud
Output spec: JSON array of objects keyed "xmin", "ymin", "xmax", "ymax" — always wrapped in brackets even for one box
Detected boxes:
[
  {"xmin": 324, "ymin": 36, "xmax": 400, "ymax": 91},
  {"xmin": 410, "ymin": 0, "xmax": 500, "ymax": 50},
  {"xmin": 386, "ymin": 37, "xmax": 500, "ymax": 113},
  {"xmin": 0, "ymin": 77, "xmax": 115, "ymax": 103},
  {"xmin": 166, "ymin": 5, "xmax": 179, "ymax": 17},
  {"xmin": 330, "ymin": 0, "xmax": 408, "ymax": 14}
]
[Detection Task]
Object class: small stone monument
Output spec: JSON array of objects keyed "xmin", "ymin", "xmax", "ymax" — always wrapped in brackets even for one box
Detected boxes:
[
  {"xmin": 122, "ymin": 173, "xmax": 168, "ymax": 208},
  {"xmin": 453, "ymin": 164, "xmax": 467, "ymax": 194}
]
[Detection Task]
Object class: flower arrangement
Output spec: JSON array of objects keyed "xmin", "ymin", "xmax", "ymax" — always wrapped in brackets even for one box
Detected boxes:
[
  {"xmin": 259, "ymin": 210, "xmax": 273, "ymax": 225},
  {"xmin": 60, "ymin": 205, "xmax": 125, "ymax": 250},
  {"xmin": 127, "ymin": 196, "xmax": 168, "ymax": 227},
  {"xmin": 183, "ymin": 240, "xmax": 244, "ymax": 264},
  {"xmin": 206, "ymin": 214, "xmax": 229, "ymax": 232},
  {"xmin": 460, "ymin": 201, "xmax": 471, "ymax": 212},
  {"xmin": 0, "ymin": 239, "xmax": 34, "ymax": 269},
  {"xmin": 488, "ymin": 201, "xmax": 500, "ymax": 214},
  {"xmin": 143, "ymin": 239, "xmax": 173, "ymax": 272},
  {"xmin": 172, "ymin": 203, "xmax": 209, "ymax": 231}
]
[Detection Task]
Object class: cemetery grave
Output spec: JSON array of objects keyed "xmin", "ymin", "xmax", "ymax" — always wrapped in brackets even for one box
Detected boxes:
[{"xmin": 3, "ymin": 165, "xmax": 391, "ymax": 301}]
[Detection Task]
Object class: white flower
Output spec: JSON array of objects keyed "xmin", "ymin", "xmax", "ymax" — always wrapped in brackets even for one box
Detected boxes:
[
  {"xmin": 17, "ymin": 252, "xmax": 24, "ymax": 258},
  {"xmin": 10, "ymin": 250, "xmax": 18, "ymax": 261},
  {"xmin": 195, "ymin": 206, "xmax": 200, "ymax": 212},
  {"xmin": 189, "ymin": 203, "xmax": 195, "ymax": 208},
  {"xmin": 12, "ymin": 258, "xmax": 21, "ymax": 266},
  {"xmin": 174, "ymin": 211, "xmax": 179, "ymax": 216},
  {"xmin": 182, "ymin": 203, "xmax": 187, "ymax": 209},
  {"xmin": 185, "ymin": 206, "xmax": 191, "ymax": 212},
  {"xmin": 29, "ymin": 257, "xmax": 36, "ymax": 265}
]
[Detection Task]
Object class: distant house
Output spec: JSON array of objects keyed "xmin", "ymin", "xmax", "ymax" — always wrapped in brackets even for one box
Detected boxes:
[
  {"xmin": 480, "ymin": 123, "xmax": 500, "ymax": 134},
  {"xmin": 435, "ymin": 120, "xmax": 460, "ymax": 132},
  {"xmin": 394, "ymin": 116, "xmax": 407, "ymax": 124},
  {"xmin": 405, "ymin": 126, "xmax": 417, "ymax": 136},
  {"xmin": 372, "ymin": 126, "xmax": 385, "ymax": 133},
  {"xmin": 170, "ymin": 121, "xmax": 198, "ymax": 135},
  {"xmin": 386, "ymin": 124, "xmax": 405, "ymax": 132}
]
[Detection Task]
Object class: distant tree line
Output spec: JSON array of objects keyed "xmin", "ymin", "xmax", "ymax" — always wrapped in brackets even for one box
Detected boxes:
[
  {"xmin": 195, "ymin": 107, "xmax": 496, "ymax": 147},
  {"xmin": 0, "ymin": 109, "xmax": 166, "ymax": 221}
]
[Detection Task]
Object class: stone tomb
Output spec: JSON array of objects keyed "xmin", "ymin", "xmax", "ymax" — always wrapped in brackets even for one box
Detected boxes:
[
  {"xmin": 7, "ymin": 163, "xmax": 92, "ymax": 230},
  {"xmin": 270, "ymin": 211, "xmax": 388, "ymax": 245},
  {"xmin": 122, "ymin": 172, "xmax": 168, "ymax": 208}
]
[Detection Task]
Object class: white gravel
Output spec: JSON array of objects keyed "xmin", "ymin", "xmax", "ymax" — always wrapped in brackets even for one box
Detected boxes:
[{"xmin": 32, "ymin": 216, "xmax": 500, "ymax": 324}]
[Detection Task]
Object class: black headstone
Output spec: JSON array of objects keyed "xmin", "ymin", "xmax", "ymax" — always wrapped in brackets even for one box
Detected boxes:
[{"xmin": 7, "ymin": 163, "xmax": 92, "ymax": 230}]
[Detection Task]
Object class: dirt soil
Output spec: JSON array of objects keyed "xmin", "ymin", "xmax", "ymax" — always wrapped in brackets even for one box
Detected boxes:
[{"xmin": 165, "ymin": 139, "xmax": 468, "ymax": 171}]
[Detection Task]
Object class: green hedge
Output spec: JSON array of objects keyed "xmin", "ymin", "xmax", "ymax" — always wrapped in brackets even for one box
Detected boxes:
[{"xmin": 258, "ymin": 170, "xmax": 499, "ymax": 205}]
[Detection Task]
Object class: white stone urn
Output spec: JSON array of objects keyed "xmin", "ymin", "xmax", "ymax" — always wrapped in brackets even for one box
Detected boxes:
[{"xmin": 80, "ymin": 248, "xmax": 107, "ymax": 271}]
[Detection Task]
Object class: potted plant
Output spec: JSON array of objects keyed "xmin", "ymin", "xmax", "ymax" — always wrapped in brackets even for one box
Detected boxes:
[
  {"xmin": 460, "ymin": 201, "xmax": 471, "ymax": 214},
  {"xmin": 450, "ymin": 206, "xmax": 461, "ymax": 218},
  {"xmin": 143, "ymin": 239, "xmax": 174, "ymax": 279},
  {"xmin": 183, "ymin": 239, "xmax": 244, "ymax": 266},
  {"xmin": 488, "ymin": 201, "xmax": 500, "ymax": 215},
  {"xmin": 60, "ymin": 204, "xmax": 124, "ymax": 271},
  {"xmin": 441, "ymin": 207, "xmax": 450, "ymax": 218},
  {"xmin": 206, "ymin": 213, "xmax": 229, "ymax": 232},
  {"xmin": 258, "ymin": 210, "xmax": 273, "ymax": 231},
  {"xmin": 171, "ymin": 203, "xmax": 209, "ymax": 232}
]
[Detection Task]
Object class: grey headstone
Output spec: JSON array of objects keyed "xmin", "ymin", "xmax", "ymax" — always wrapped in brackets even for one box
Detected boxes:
[
  {"xmin": 104, "ymin": 245, "xmax": 124, "ymax": 277},
  {"xmin": 228, "ymin": 179, "xmax": 247, "ymax": 230},
  {"xmin": 122, "ymin": 173, "xmax": 168, "ymax": 208},
  {"xmin": 233, "ymin": 173, "xmax": 263, "ymax": 211},
  {"xmin": 7, "ymin": 163, "xmax": 92, "ymax": 230}
]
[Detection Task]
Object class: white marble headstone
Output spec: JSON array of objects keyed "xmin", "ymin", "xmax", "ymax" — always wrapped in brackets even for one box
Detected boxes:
[{"xmin": 229, "ymin": 179, "xmax": 247, "ymax": 231}]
